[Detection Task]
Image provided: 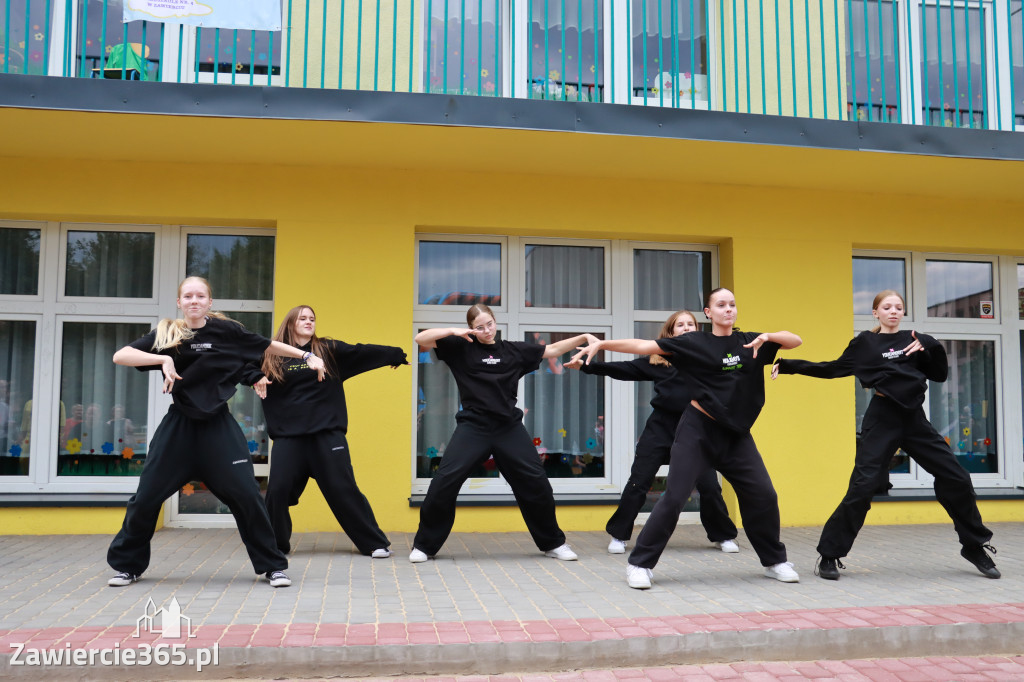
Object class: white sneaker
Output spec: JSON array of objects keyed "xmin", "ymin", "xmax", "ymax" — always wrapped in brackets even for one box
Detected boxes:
[
  {"xmin": 409, "ymin": 548, "xmax": 429, "ymax": 563},
  {"xmin": 265, "ymin": 571, "xmax": 292, "ymax": 588},
  {"xmin": 107, "ymin": 571, "xmax": 139, "ymax": 587},
  {"xmin": 544, "ymin": 544, "xmax": 578, "ymax": 561},
  {"xmin": 371, "ymin": 548, "xmax": 392, "ymax": 558},
  {"xmin": 764, "ymin": 561, "xmax": 800, "ymax": 582},
  {"xmin": 626, "ymin": 564, "xmax": 653, "ymax": 589},
  {"xmin": 607, "ymin": 537, "xmax": 627, "ymax": 554},
  {"xmin": 716, "ymin": 539, "xmax": 740, "ymax": 553}
]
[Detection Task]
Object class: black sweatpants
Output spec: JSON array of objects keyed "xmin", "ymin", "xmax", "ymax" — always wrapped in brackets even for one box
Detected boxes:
[
  {"xmin": 266, "ymin": 430, "xmax": 389, "ymax": 555},
  {"xmin": 629, "ymin": 409, "xmax": 787, "ymax": 569},
  {"xmin": 107, "ymin": 406, "xmax": 287, "ymax": 576},
  {"xmin": 606, "ymin": 408, "xmax": 738, "ymax": 543},
  {"xmin": 414, "ymin": 419, "xmax": 566, "ymax": 556},
  {"xmin": 817, "ymin": 396, "xmax": 992, "ymax": 559}
]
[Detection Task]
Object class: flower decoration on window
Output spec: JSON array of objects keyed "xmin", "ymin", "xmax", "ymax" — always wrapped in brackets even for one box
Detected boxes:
[
  {"xmin": 533, "ymin": 437, "xmax": 542, "ymax": 446},
  {"xmin": 101, "ymin": 442, "xmax": 114, "ymax": 455},
  {"xmin": 983, "ymin": 438, "xmax": 991, "ymax": 446},
  {"xmin": 247, "ymin": 439, "xmax": 259, "ymax": 453},
  {"xmin": 557, "ymin": 428, "xmax": 567, "ymax": 438},
  {"xmin": 121, "ymin": 447, "xmax": 134, "ymax": 460},
  {"xmin": 944, "ymin": 436, "xmax": 950, "ymax": 445},
  {"xmin": 426, "ymin": 446, "xmax": 438, "ymax": 458},
  {"xmin": 962, "ymin": 427, "xmax": 970, "ymax": 437},
  {"xmin": 9, "ymin": 444, "xmax": 21, "ymax": 457},
  {"xmin": 957, "ymin": 441, "xmax": 966, "ymax": 450},
  {"xmin": 181, "ymin": 483, "xmax": 195, "ymax": 496},
  {"xmin": 585, "ymin": 438, "xmax": 597, "ymax": 449},
  {"xmin": 66, "ymin": 438, "xmax": 82, "ymax": 454}
]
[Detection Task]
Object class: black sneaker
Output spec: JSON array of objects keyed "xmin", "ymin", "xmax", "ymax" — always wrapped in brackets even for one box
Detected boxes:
[
  {"xmin": 265, "ymin": 570, "xmax": 292, "ymax": 587},
  {"xmin": 814, "ymin": 556, "xmax": 843, "ymax": 580},
  {"xmin": 960, "ymin": 544, "xmax": 1000, "ymax": 579},
  {"xmin": 108, "ymin": 571, "xmax": 139, "ymax": 587}
]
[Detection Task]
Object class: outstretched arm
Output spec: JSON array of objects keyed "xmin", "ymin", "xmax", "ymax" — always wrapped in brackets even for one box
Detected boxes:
[
  {"xmin": 570, "ymin": 338, "xmax": 665, "ymax": 366},
  {"xmin": 267, "ymin": 340, "xmax": 326, "ymax": 381},
  {"xmin": 744, "ymin": 331, "xmax": 802, "ymax": 358},
  {"xmin": 414, "ymin": 327, "xmax": 477, "ymax": 350},
  {"xmin": 541, "ymin": 333, "xmax": 601, "ymax": 359},
  {"xmin": 113, "ymin": 346, "xmax": 182, "ymax": 394}
]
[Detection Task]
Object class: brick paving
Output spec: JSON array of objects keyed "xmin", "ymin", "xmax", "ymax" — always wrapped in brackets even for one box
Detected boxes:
[{"xmin": 0, "ymin": 522, "xmax": 1021, "ymax": 680}]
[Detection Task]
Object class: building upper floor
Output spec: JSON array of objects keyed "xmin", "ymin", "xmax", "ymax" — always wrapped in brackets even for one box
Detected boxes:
[{"xmin": 3, "ymin": 0, "xmax": 1024, "ymax": 133}]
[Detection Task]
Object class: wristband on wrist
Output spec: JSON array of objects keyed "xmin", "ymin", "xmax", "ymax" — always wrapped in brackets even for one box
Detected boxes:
[{"xmin": 301, "ymin": 351, "xmax": 311, "ymax": 362}]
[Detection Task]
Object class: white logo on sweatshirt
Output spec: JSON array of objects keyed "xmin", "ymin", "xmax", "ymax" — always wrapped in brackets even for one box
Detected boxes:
[{"xmin": 482, "ymin": 356, "xmax": 501, "ymax": 365}]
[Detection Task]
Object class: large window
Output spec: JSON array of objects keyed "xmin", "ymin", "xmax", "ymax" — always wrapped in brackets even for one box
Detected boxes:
[
  {"xmin": 413, "ymin": 235, "xmax": 717, "ymax": 500},
  {"xmin": 853, "ymin": 251, "xmax": 1019, "ymax": 489},
  {"xmin": 0, "ymin": 221, "xmax": 275, "ymax": 526}
]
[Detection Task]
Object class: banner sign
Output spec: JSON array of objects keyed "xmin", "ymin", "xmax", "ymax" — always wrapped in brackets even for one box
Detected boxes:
[{"xmin": 124, "ymin": 1, "xmax": 282, "ymax": 32}]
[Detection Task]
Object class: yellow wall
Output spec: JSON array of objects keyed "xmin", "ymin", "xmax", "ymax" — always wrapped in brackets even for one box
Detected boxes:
[{"xmin": 0, "ymin": 109, "xmax": 1022, "ymax": 536}]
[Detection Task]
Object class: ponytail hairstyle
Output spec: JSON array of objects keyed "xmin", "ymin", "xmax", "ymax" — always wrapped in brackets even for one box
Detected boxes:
[
  {"xmin": 650, "ymin": 310, "xmax": 698, "ymax": 367},
  {"xmin": 153, "ymin": 277, "xmax": 236, "ymax": 351},
  {"xmin": 703, "ymin": 287, "xmax": 740, "ymax": 331},
  {"xmin": 466, "ymin": 303, "xmax": 496, "ymax": 328},
  {"xmin": 869, "ymin": 289, "xmax": 906, "ymax": 333},
  {"xmin": 261, "ymin": 305, "xmax": 336, "ymax": 382}
]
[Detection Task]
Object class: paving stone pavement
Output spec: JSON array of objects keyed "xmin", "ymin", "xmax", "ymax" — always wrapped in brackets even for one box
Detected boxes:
[{"xmin": 0, "ymin": 522, "xmax": 1021, "ymax": 680}]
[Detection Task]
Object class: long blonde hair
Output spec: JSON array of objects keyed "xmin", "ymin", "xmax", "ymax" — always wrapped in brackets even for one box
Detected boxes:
[
  {"xmin": 650, "ymin": 310, "xmax": 698, "ymax": 367},
  {"xmin": 261, "ymin": 305, "xmax": 336, "ymax": 382},
  {"xmin": 152, "ymin": 277, "xmax": 233, "ymax": 351},
  {"xmin": 869, "ymin": 289, "xmax": 905, "ymax": 333}
]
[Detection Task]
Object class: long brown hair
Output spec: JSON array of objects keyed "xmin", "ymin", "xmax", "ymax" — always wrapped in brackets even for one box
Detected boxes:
[
  {"xmin": 153, "ymin": 276, "xmax": 234, "ymax": 351},
  {"xmin": 869, "ymin": 289, "xmax": 906, "ymax": 333},
  {"xmin": 261, "ymin": 305, "xmax": 336, "ymax": 382},
  {"xmin": 650, "ymin": 310, "xmax": 698, "ymax": 367}
]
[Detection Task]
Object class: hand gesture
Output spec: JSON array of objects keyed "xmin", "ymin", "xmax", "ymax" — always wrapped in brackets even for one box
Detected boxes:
[
  {"xmin": 743, "ymin": 333, "xmax": 770, "ymax": 359},
  {"xmin": 161, "ymin": 356, "xmax": 183, "ymax": 394},
  {"xmin": 454, "ymin": 327, "xmax": 478, "ymax": 343},
  {"xmin": 570, "ymin": 339, "xmax": 603, "ymax": 366},
  {"xmin": 902, "ymin": 330, "xmax": 924, "ymax": 357},
  {"xmin": 564, "ymin": 357, "xmax": 584, "ymax": 370},
  {"xmin": 306, "ymin": 353, "xmax": 327, "ymax": 381},
  {"xmin": 252, "ymin": 376, "xmax": 272, "ymax": 399}
]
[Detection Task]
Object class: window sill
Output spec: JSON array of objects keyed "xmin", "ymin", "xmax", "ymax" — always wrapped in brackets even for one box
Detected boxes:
[
  {"xmin": 874, "ymin": 487, "xmax": 1024, "ymax": 502},
  {"xmin": 0, "ymin": 493, "xmax": 134, "ymax": 507},
  {"xmin": 409, "ymin": 493, "xmax": 621, "ymax": 507}
]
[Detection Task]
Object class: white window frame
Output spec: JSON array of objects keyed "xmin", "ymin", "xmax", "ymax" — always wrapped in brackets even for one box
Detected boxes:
[{"xmin": 853, "ymin": 250, "xmax": 914, "ymax": 324}]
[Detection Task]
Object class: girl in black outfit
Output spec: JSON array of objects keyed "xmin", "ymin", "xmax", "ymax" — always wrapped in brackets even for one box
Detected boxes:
[
  {"xmin": 107, "ymin": 277, "xmax": 326, "ymax": 588},
  {"xmin": 242, "ymin": 305, "xmax": 408, "ymax": 557},
  {"xmin": 410, "ymin": 304, "xmax": 598, "ymax": 563},
  {"xmin": 572, "ymin": 288, "xmax": 802, "ymax": 589},
  {"xmin": 566, "ymin": 310, "xmax": 739, "ymax": 555},
  {"xmin": 773, "ymin": 290, "xmax": 998, "ymax": 580}
]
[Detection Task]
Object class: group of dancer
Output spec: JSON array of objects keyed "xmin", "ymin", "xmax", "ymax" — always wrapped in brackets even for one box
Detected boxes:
[{"xmin": 105, "ymin": 278, "xmax": 1000, "ymax": 589}]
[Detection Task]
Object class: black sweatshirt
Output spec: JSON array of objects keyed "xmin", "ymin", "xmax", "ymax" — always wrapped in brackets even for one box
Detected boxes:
[
  {"xmin": 655, "ymin": 331, "xmax": 780, "ymax": 433},
  {"xmin": 775, "ymin": 329, "xmax": 947, "ymax": 409},
  {"xmin": 433, "ymin": 335, "xmax": 544, "ymax": 426},
  {"xmin": 129, "ymin": 317, "xmax": 271, "ymax": 420},
  {"xmin": 579, "ymin": 358, "xmax": 692, "ymax": 413},
  {"xmin": 240, "ymin": 339, "xmax": 408, "ymax": 438}
]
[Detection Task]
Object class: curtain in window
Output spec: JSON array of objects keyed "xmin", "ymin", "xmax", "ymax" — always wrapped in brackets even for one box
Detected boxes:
[
  {"xmin": 65, "ymin": 230, "xmax": 155, "ymax": 298},
  {"xmin": 528, "ymin": 0, "xmax": 604, "ymax": 101},
  {"xmin": 631, "ymin": 0, "xmax": 708, "ymax": 100},
  {"xmin": 0, "ymin": 321, "xmax": 35, "ymax": 476},
  {"xmin": 633, "ymin": 249, "xmax": 709, "ymax": 311},
  {"xmin": 925, "ymin": 260, "xmax": 993, "ymax": 319},
  {"xmin": 523, "ymin": 331, "xmax": 605, "ymax": 478},
  {"xmin": 929, "ymin": 339, "xmax": 997, "ymax": 474},
  {"xmin": 425, "ymin": 2, "xmax": 502, "ymax": 95},
  {"xmin": 524, "ymin": 245, "xmax": 604, "ymax": 308},
  {"xmin": 58, "ymin": 322, "xmax": 150, "ymax": 477},
  {"xmin": 0, "ymin": 227, "xmax": 40, "ymax": 296}
]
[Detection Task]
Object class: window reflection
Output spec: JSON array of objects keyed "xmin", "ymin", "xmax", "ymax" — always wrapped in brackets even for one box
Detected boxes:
[
  {"xmin": 0, "ymin": 227, "xmax": 40, "ymax": 296},
  {"xmin": 925, "ymin": 260, "xmax": 993, "ymax": 318},
  {"xmin": 418, "ymin": 241, "xmax": 502, "ymax": 306},
  {"xmin": 65, "ymin": 230, "xmax": 155, "ymax": 298},
  {"xmin": 58, "ymin": 322, "xmax": 150, "ymax": 477},
  {"xmin": 524, "ymin": 331, "xmax": 605, "ymax": 478},
  {"xmin": 853, "ymin": 256, "xmax": 906, "ymax": 315},
  {"xmin": 186, "ymin": 234, "xmax": 275, "ymax": 300},
  {"xmin": 0, "ymin": 320, "xmax": 35, "ymax": 476}
]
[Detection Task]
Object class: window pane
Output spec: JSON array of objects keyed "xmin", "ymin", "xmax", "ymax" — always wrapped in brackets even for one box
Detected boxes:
[
  {"xmin": 196, "ymin": 27, "xmax": 282, "ymax": 80},
  {"xmin": 0, "ymin": 0, "xmax": 55, "ymax": 75},
  {"xmin": 919, "ymin": 2, "xmax": 987, "ymax": 128},
  {"xmin": 846, "ymin": 0, "xmax": 901, "ymax": 122},
  {"xmin": 631, "ymin": 0, "xmax": 708, "ymax": 103},
  {"xmin": 929, "ymin": 339, "xmax": 997, "ymax": 474},
  {"xmin": 0, "ymin": 227, "xmax": 40, "ymax": 295},
  {"xmin": 75, "ymin": 0, "xmax": 161, "ymax": 80},
  {"xmin": 925, "ymin": 260, "xmax": 993, "ymax": 318},
  {"xmin": 418, "ymin": 241, "xmax": 502, "ymax": 306},
  {"xmin": 415, "ymin": 328, "xmax": 497, "ymax": 478},
  {"xmin": 58, "ymin": 322, "xmax": 150, "ymax": 477},
  {"xmin": 186, "ymin": 234, "xmax": 275, "ymax": 300},
  {"xmin": 65, "ymin": 230, "xmax": 155, "ymax": 298},
  {"xmin": 523, "ymin": 331, "xmax": 605, "ymax": 479},
  {"xmin": 528, "ymin": 1, "xmax": 605, "ymax": 101},
  {"xmin": 1018, "ymin": 264, "xmax": 1024, "ymax": 319},
  {"xmin": 634, "ymin": 249, "xmax": 711, "ymax": 311},
  {"xmin": 853, "ymin": 256, "xmax": 906, "ymax": 314},
  {"xmin": 524, "ymin": 245, "xmax": 604, "ymax": 309},
  {"xmin": 0, "ymin": 321, "xmax": 35, "ymax": 476},
  {"xmin": 424, "ymin": 3, "xmax": 502, "ymax": 95}
]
